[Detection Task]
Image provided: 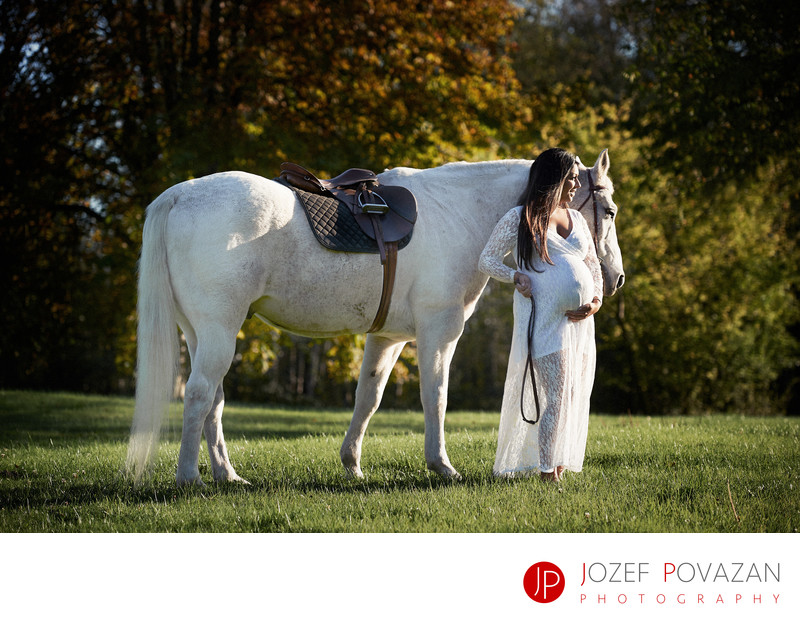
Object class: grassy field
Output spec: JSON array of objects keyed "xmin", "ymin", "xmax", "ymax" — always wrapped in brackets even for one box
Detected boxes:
[{"xmin": 1, "ymin": 390, "xmax": 798, "ymax": 532}]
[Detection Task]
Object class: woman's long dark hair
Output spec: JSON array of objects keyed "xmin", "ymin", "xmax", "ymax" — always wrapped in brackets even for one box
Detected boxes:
[{"xmin": 517, "ymin": 147, "xmax": 577, "ymax": 271}]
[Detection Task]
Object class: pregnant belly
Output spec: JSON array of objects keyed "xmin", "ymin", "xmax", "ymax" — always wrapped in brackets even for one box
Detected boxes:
[{"xmin": 531, "ymin": 256, "xmax": 594, "ymax": 312}]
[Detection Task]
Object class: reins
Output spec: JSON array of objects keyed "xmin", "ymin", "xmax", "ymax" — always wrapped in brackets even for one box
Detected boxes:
[
  {"xmin": 521, "ymin": 294, "xmax": 541, "ymax": 424},
  {"xmin": 520, "ymin": 169, "xmax": 603, "ymax": 426},
  {"xmin": 574, "ymin": 169, "xmax": 604, "ymax": 260}
]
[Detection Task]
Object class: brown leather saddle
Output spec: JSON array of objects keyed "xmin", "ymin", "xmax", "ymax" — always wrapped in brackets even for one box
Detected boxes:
[{"xmin": 277, "ymin": 162, "xmax": 417, "ymax": 333}]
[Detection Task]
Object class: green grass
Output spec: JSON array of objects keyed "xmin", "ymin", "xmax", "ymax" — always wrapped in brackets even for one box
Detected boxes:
[{"xmin": 1, "ymin": 390, "xmax": 798, "ymax": 532}]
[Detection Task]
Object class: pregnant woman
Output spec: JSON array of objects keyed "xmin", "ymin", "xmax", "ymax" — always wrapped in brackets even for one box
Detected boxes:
[{"xmin": 479, "ymin": 148, "xmax": 603, "ymax": 482}]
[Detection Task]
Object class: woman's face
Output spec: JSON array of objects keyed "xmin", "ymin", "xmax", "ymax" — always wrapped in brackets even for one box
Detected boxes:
[{"xmin": 559, "ymin": 164, "xmax": 581, "ymax": 206}]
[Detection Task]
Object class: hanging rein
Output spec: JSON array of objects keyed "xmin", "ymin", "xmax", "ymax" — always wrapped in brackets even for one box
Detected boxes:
[{"xmin": 520, "ymin": 171, "xmax": 605, "ymax": 425}]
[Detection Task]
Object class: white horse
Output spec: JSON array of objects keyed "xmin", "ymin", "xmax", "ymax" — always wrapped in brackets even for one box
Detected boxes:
[{"xmin": 126, "ymin": 150, "xmax": 624, "ymax": 485}]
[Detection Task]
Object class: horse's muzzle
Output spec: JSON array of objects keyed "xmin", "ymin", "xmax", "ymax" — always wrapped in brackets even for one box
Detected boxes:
[{"xmin": 604, "ymin": 272, "xmax": 625, "ymax": 296}]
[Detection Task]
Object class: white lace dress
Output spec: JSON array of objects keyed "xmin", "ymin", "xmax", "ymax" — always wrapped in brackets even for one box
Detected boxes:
[{"xmin": 478, "ymin": 206, "xmax": 603, "ymax": 477}]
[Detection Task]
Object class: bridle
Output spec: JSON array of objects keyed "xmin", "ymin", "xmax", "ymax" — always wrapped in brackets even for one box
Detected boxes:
[{"xmin": 574, "ymin": 169, "xmax": 604, "ymax": 260}]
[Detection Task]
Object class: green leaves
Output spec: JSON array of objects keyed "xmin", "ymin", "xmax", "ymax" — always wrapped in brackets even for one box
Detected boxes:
[
  {"xmin": 617, "ymin": 0, "xmax": 800, "ymax": 182},
  {"xmin": 1, "ymin": 0, "xmax": 798, "ymax": 413}
]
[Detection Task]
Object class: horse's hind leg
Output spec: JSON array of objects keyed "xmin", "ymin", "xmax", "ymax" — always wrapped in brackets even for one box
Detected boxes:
[
  {"xmin": 203, "ymin": 384, "xmax": 248, "ymax": 483},
  {"xmin": 340, "ymin": 334, "xmax": 406, "ymax": 478},
  {"xmin": 177, "ymin": 323, "xmax": 238, "ymax": 486}
]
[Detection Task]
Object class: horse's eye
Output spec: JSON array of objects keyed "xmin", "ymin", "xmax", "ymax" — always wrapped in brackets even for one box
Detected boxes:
[{"xmin": 606, "ymin": 207, "xmax": 616, "ymax": 219}]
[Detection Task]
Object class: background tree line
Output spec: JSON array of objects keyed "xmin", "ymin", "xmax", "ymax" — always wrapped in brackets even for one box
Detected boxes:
[{"xmin": 1, "ymin": 0, "xmax": 798, "ymax": 414}]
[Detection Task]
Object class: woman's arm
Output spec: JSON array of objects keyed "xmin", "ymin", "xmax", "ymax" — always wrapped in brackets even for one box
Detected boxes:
[{"xmin": 478, "ymin": 208, "xmax": 520, "ymax": 284}]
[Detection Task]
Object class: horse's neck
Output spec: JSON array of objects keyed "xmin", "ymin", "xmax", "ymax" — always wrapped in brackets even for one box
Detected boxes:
[{"xmin": 400, "ymin": 160, "xmax": 531, "ymax": 238}]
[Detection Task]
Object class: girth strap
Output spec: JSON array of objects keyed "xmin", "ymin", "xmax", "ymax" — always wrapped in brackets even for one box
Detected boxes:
[{"xmin": 368, "ymin": 239, "xmax": 397, "ymax": 333}]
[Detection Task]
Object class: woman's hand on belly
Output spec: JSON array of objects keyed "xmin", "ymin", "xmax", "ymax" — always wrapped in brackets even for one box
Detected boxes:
[{"xmin": 565, "ymin": 297, "xmax": 601, "ymax": 322}]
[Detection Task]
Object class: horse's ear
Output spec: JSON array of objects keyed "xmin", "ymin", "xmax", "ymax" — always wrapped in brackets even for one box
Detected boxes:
[{"xmin": 593, "ymin": 149, "xmax": 610, "ymax": 179}]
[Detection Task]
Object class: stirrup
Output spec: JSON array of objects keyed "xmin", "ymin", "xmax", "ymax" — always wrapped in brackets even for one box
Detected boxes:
[{"xmin": 358, "ymin": 191, "xmax": 390, "ymax": 215}]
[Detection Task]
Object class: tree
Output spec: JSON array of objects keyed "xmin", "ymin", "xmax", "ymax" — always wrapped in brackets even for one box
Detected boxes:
[
  {"xmin": 5, "ymin": 0, "xmax": 798, "ymax": 414},
  {"xmin": 0, "ymin": 1, "xmax": 137, "ymax": 390},
  {"xmin": 513, "ymin": 0, "xmax": 631, "ymax": 106},
  {"xmin": 597, "ymin": 121, "xmax": 800, "ymax": 414},
  {"xmin": 1, "ymin": 0, "xmax": 526, "ymax": 396},
  {"xmin": 613, "ymin": 0, "xmax": 800, "ymax": 412},
  {"xmin": 617, "ymin": 0, "xmax": 800, "ymax": 183}
]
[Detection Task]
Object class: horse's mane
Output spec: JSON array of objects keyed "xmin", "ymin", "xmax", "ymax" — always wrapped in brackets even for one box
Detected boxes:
[
  {"xmin": 433, "ymin": 159, "xmax": 532, "ymax": 173},
  {"xmin": 385, "ymin": 158, "xmax": 614, "ymax": 197},
  {"xmin": 385, "ymin": 159, "xmax": 530, "ymax": 174},
  {"xmin": 415, "ymin": 159, "xmax": 614, "ymax": 189}
]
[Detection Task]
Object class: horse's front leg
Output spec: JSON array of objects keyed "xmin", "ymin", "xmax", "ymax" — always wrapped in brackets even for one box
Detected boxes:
[
  {"xmin": 204, "ymin": 385, "xmax": 249, "ymax": 484},
  {"xmin": 340, "ymin": 334, "xmax": 406, "ymax": 478},
  {"xmin": 416, "ymin": 307, "xmax": 465, "ymax": 479}
]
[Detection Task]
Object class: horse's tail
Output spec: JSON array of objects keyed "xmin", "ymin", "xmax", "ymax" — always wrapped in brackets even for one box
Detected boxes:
[{"xmin": 125, "ymin": 191, "xmax": 180, "ymax": 484}]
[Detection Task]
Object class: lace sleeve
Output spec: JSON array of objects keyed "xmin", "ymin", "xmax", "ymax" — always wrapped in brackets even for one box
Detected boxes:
[{"xmin": 479, "ymin": 207, "xmax": 520, "ymax": 283}]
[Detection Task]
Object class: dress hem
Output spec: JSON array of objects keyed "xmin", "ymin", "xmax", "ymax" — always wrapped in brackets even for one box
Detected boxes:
[{"xmin": 493, "ymin": 465, "xmax": 584, "ymax": 478}]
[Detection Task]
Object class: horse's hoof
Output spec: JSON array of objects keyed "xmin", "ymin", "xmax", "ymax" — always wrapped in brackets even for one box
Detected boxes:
[
  {"xmin": 218, "ymin": 475, "xmax": 251, "ymax": 485},
  {"xmin": 427, "ymin": 461, "xmax": 462, "ymax": 480},
  {"xmin": 343, "ymin": 464, "xmax": 364, "ymax": 479},
  {"xmin": 176, "ymin": 474, "xmax": 205, "ymax": 488},
  {"xmin": 340, "ymin": 445, "xmax": 363, "ymax": 479},
  {"xmin": 213, "ymin": 469, "xmax": 251, "ymax": 485}
]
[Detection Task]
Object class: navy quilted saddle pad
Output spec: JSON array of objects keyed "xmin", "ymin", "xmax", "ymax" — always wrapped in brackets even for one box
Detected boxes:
[{"xmin": 289, "ymin": 186, "xmax": 414, "ymax": 254}]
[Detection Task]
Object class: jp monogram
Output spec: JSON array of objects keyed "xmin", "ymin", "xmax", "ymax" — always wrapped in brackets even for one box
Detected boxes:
[{"xmin": 523, "ymin": 562, "xmax": 566, "ymax": 603}]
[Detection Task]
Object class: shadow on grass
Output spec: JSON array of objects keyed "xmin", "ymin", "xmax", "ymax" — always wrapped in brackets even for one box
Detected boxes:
[
  {"xmin": 1, "ymin": 461, "xmax": 525, "ymax": 513},
  {"xmin": 0, "ymin": 391, "xmax": 431, "ymax": 445}
]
